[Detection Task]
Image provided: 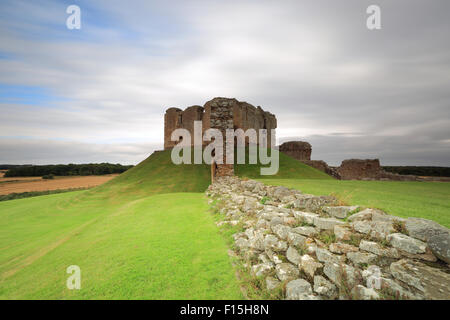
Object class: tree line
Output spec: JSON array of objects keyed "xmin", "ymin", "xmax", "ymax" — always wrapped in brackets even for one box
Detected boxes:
[
  {"xmin": 4, "ymin": 163, "xmax": 134, "ymax": 177},
  {"xmin": 382, "ymin": 166, "xmax": 450, "ymax": 177}
]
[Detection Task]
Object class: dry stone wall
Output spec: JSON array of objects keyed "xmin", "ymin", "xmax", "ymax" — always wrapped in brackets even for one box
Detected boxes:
[{"xmin": 207, "ymin": 177, "xmax": 450, "ymax": 300}]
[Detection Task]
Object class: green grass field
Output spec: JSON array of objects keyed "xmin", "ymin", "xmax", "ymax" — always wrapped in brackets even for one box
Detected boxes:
[
  {"xmin": 0, "ymin": 150, "xmax": 240, "ymax": 299},
  {"xmin": 0, "ymin": 191, "xmax": 243, "ymax": 299},
  {"xmin": 257, "ymin": 179, "xmax": 450, "ymax": 228},
  {"xmin": 0, "ymin": 149, "xmax": 449, "ymax": 299}
]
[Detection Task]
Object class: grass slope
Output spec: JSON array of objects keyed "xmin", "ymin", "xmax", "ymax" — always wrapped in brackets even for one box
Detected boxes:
[
  {"xmin": 93, "ymin": 150, "xmax": 211, "ymax": 200},
  {"xmin": 0, "ymin": 192, "xmax": 242, "ymax": 299},
  {"xmin": 0, "ymin": 151, "xmax": 242, "ymax": 299},
  {"xmin": 235, "ymin": 149, "xmax": 332, "ymax": 180},
  {"xmin": 259, "ymin": 179, "xmax": 450, "ymax": 228}
]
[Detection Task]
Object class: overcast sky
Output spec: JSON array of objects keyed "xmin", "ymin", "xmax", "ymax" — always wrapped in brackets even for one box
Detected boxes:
[{"xmin": 0, "ymin": 0, "xmax": 449, "ymax": 166}]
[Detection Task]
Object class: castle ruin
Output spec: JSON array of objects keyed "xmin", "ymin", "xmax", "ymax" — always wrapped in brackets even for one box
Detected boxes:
[
  {"xmin": 278, "ymin": 140, "xmax": 420, "ymax": 181},
  {"xmin": 164, "ymin": 100, "xmax": 420, "ymax": 182},
  {"xmin": 164, "ymin": 97, "xmax": 277, "ymax": 180}
]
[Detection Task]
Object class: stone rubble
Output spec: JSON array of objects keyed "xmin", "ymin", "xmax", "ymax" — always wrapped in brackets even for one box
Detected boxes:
[{"xmin": 207, "ymin": 176, "xmax": 450, "ymax": 300}]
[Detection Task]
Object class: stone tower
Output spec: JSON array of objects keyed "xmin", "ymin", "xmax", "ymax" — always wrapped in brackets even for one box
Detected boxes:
[{"xmin": 163, "ymin": 97, "xmax": 277, "ymax": 181}]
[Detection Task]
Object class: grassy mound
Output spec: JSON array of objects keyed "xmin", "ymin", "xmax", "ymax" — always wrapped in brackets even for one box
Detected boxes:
[
  {"xmin": 87, "ymin": 148, "xmax": 330, "ymax": 202},
  {"xmin": 91, "ymin": 150, "xmax": 211, "ymax": 201}
]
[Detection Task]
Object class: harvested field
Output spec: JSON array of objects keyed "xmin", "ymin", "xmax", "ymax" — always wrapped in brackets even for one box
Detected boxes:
[{"xmin": 0, "ymin": 174, "xmax": 119, "ymax": 195}]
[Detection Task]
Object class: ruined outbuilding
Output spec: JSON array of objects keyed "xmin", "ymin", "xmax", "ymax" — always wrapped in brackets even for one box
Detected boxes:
[
  {"xmin": 336, "ymin": 159, "xmax": 382, "ymax": 180},
  {"xmin": 278, "ymin": 141, "xmax": 312, "ymax": 161},
  {"xmin": 278, "ymin": 141, "xmax": 418, "ymax": 181}
]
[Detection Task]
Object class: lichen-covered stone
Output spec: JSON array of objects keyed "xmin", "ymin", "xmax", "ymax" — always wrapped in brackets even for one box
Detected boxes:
[
  {"xmin": 293, "ymin": 211, "xmax": 318, "ymax": 224},
  {"xmin": 294, "ymin": 195, "xmax": 336, "ymax": 212},
  {"xmin": 347, "ymin": 208, "xmax": 375, "ymax": 222},
  {"xmin": 323, "ymin": 262, "xmax": 360, "ymax": 288},
  {"xmin": 334, "ymin": 225, "xmax": 353, "ymax": 241},
  {"xmin": 347, "ymin": 251, "xmax": 378, "ymax": 265},
  {"xmin": 251, "ymin": 262, "xmax": 274, "ymax": 277},
  {"xmin": 313, "ymin": 217, "xmax": 345, "ymax": 230},
  {"xmin": 427, "ymin": 233, "xmax": 450, "ymax": 263},
  {"xmin": 390, "ymin": 259, "xmax": 450, "ymax": 299},
  {"xmin": 265, "ymin": 249, "xmax": 283, "ymax": 264},
  {"xmin": 387, "ymin": 233, "xmax": 427, "ymax": 254},
  {"xmin": 359, "ymin": 240, "xmax": 400, "ymax": 258},
  {"xmin": 405, "ymin": 217, "xmax": 449, "ymax": 242},
  {"xmin": 286, "ymin": 246, "xmax": 302, "ymax": 265},
  {"xmin": 329, "ymin": 243, "xmax": 359, "ymax": 254},
  {"xmin": 287, "ymin": 232, "xmax": 307, "ymax": 247},
  {"xmin": 315, "ymin": 247, "xmax": 346, "ymax": 265},
  {"xmin": 352, "ymin": 220, "xmax": 395, "ymax": 239},
  {"xmin": 322, "ymin": 206, "xmax": 359, "ymax": 219},
  {"xmin": 314, "ymin": 275, "xmax": 338, "ymax": 299},
  {"xmin": 271, "ymin": 224, "xmax": 292, "ymax": 240},
  {"xmin": 275, "ymin": 263, "xmax": 300, "ymax": 282},
  {"xmin": 292, "ymin": 226, "xmax": 318, "ymax": 237},
  {"xmin": 272, "ymin": 186, "xmax": 292, "ymax": 201},
  {"xmin": 264, "ymin": 234, "xmax": 288, "ymax": 252},
  {"xmin": 286, "ymin": 279, "xmax": 318, "ymax": 300},
  {"xmin": 300, "ymin": 254, "xmax": 323, "ymax": 278}
]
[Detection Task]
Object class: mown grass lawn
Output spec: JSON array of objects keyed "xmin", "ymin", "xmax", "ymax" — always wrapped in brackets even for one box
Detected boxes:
[
  {"xmin": 258, "ymin": 179, "xmax": 450, "ymax": 228},
  {"xmin": 0, "ymin": 192, "xmax": 242, "ymax": 299}
]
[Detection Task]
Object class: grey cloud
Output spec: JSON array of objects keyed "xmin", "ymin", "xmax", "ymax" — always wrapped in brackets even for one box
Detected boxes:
[
  {"xmin": 0, "ymin": 0, "xmax": 449, "ymax": 165},
  {"xmin": 0, "ymin": 138, "xmax": 160, "ymax": 165}
]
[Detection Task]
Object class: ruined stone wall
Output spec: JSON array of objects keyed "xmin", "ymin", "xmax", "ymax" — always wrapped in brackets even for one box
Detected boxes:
[
  {"xmin": 279, "ymin": 141, "xmax": 312, "ymax": 161},
  {"xmin": 337, "ymin": 159, "xmax": 382, "ymax": 180},
  {"xmin": 164, "ymin": 97, "xmax": 277, "ymax": 150},
  {"xmin": 207, "ymin": 176, "xmax": 450, "ymax": 300},
  {"xmin": 208, "ymin": 98, "xmax": 234, "ymax": 179},
  {"xmin": 301, "ymin": 160, "xmax": 341, "ymax": 179},
  {"xmin": 278, "ymin": 141, "xmax": 418, "ymax": 181}
]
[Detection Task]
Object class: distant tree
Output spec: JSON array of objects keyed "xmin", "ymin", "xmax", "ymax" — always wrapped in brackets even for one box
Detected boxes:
[
  {"xmin": 4, "ymin": 163, "xmax": 134, "ymax": 177},
  {"xmin": 382, "ymin": 166, "xmax": 450, "ymax": 177}
]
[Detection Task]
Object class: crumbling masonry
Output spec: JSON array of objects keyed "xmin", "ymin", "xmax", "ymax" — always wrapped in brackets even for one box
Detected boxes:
[{"xmin": 164, "ymin": 97, "xmax": 277, "ymax": 180}]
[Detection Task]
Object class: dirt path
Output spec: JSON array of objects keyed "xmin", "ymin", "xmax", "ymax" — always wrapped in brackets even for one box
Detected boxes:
[{"xmin": 0, "ymin": 175, "xmax": 119, "ymax": 195}]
